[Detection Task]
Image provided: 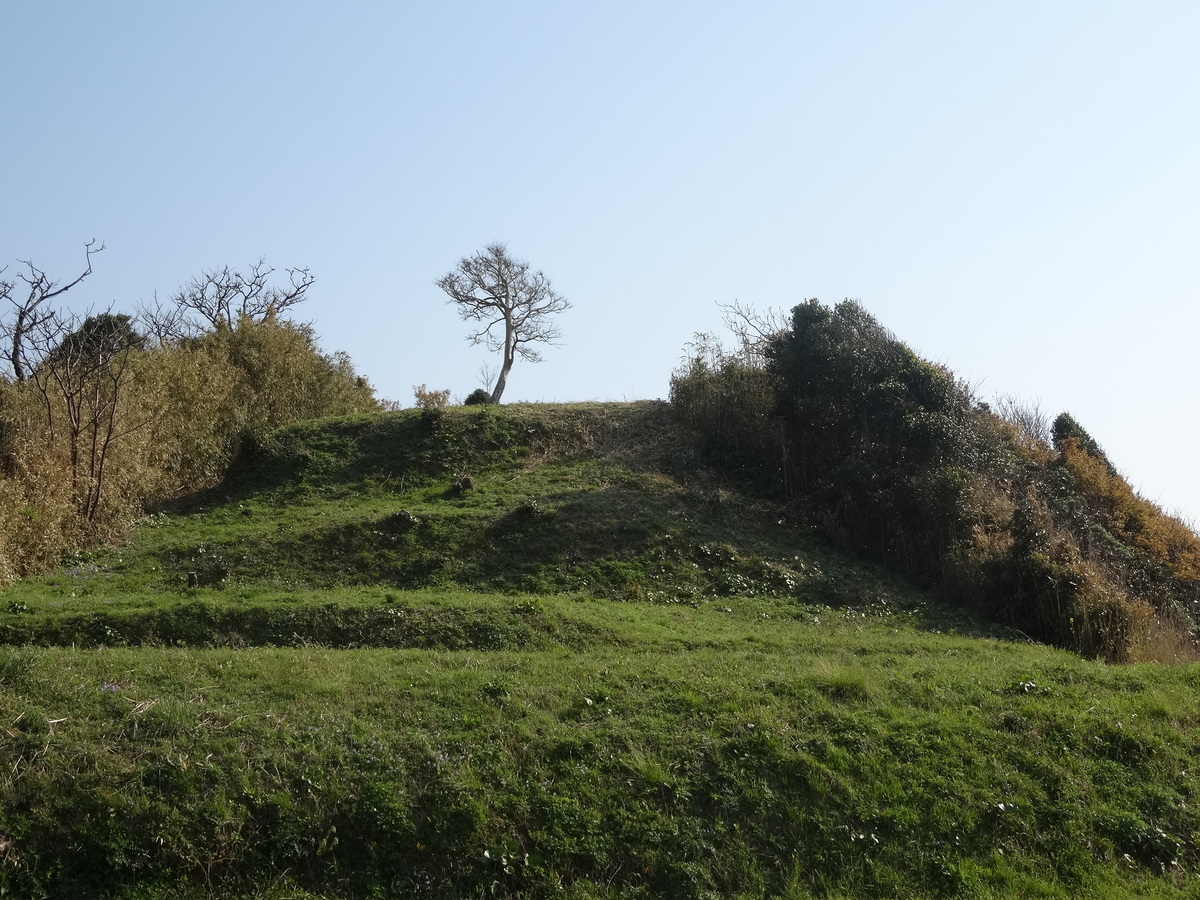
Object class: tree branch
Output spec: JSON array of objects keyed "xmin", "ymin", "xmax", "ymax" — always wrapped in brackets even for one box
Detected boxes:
[{"xmin": 2, "ymin": 240, "xmax": 104, "ymax": 381}]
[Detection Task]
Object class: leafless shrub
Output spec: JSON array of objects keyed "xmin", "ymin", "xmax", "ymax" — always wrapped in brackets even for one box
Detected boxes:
[
  {"xmin": 717, "ymin": 300, "xmax": 790, "ymax": 364},
  {"xmin": 139, "ymin": 258, "xmax": 314, "ymax": 343},
  {"xmin": 994, "ymin": 394, "xmax": 1051, "ymax": 447}
]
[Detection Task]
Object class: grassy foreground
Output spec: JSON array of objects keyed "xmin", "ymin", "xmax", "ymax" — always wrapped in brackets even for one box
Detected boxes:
[{"xmin": 1, "ymin": 404, "xmax": 1199, "ymax": 898}]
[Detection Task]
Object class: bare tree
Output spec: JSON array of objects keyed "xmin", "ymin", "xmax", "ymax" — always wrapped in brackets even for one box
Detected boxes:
[
  {"xmin": 0, "ymin": 240, "xmax": 104, "ymax": 381},
  {"xmin": 435, "ymin": 243, "xmax": 570, "ymax": 404},
  {"xmin": 139, "ymin": 257, "xmax": 314, "ymax": 342},
  {"xmin": 26, "ymin": 310, "xmax": 144, "ymax": 521},
  {"xmin": 994, "ymin": 394, "xmax": 1052, "ymax": 448},
  {"xmin": 717, "ymin": 300, "xmax": 791, "ymax": 364},
  {"xmin": 476, "ymin": 359, "xmax": 499, "ymax": 394},
  {"xmin": 135, "ymin": 293, "xmax": 192, "ymax": 345}
]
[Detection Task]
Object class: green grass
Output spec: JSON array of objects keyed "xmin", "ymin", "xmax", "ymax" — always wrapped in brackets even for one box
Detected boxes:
[
  {"xmin": 1, "ymin": 403, "xmax": 953, "ymax": 645},
  {"xmin": 1, "ymin": 403, "xmax": 1199, "ymax": 898},
  {"xmin": 3, "ymin": 636, "xmax": 1199, "ymax": 898}
]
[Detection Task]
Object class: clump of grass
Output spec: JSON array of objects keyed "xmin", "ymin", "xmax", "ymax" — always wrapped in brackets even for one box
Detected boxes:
[
  {"xmin": 0, "ymin": 645, "xmax": 36, "ymax": 686},
  {"xmin": 810, "ymin": 658, "xmax": 877, "ymax": 703}
]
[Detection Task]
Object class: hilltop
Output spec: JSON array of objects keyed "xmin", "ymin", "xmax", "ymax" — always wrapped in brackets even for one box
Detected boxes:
[{"xmin": 1, "ymin": 402, "xmax": 1199, "ymax": 899}]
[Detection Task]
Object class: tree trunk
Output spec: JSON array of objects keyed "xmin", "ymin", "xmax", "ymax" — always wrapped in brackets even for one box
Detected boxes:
[{"xmin": 489, "ymin": 310, "xmax": 516, "ymax": 404}]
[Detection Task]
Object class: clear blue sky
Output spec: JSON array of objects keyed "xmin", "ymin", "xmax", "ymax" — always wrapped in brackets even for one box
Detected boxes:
[{"xmin": 4, "ymin": 2, "xmax": 1199, "ymax": 521}]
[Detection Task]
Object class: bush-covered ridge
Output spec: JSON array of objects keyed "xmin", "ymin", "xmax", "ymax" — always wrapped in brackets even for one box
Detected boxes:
[{"xmin": 672, "ymin": 299, "xmax": 1200, "ymax": 662}]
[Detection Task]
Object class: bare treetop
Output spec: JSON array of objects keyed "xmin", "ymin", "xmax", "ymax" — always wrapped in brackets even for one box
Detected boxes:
[
  {"xmin": 140, "ymin": 258, "xmax": 315, "ymax": 342},
  {"xmin": 718, "ymin": 300, "xmax": 791, "ymax": 364},
  {"xmin": 436, "ymin": 243, "xmax": 570, "ymax": 403},
  {"xmin": 0, "ymin": 239, "xmax": 105, "ymax": 382}
]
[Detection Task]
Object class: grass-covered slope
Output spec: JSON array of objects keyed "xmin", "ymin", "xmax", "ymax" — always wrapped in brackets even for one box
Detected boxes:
[
  {"xmin": 0, "ymin": 403, "xmax": 945, "ymax": 647},
  {"xmin": 1, "ymin": 404, "xmax": 1199, "ymax": 899}
]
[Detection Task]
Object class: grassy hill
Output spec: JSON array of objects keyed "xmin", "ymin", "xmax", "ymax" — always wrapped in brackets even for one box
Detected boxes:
[{"xmin": 1, "ymin": 403, "xmax": 1198, "ymax": 899}]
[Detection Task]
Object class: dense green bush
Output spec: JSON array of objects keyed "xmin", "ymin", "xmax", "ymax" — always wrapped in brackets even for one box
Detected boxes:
[{"xmin": 764, "ymin": 299, "xmax": 987, "ymax": 580}]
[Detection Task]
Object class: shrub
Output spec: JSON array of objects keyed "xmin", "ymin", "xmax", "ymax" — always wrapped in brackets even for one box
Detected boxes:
[
  {"xmin": 413, "ymin": 385, "xmax": 451, "ymax": 411},
  {"xmin": 1052, "ymin": 412, "xmax": 1115, "ymax": 473},
  {"xmin": 140, "ymin": 318, "xmax": 378, "ymax": 492},
  {"xmin": 669, "ymin": 331, "xmax": 783, "ymax": 488},
  {"xmin": 463, "ymin": 388, "xmax": 493, "ymax": 406},
  {"xmin": 0, "ymin": 317, "xmax": 377, "ymax": 577},
  {"xmin": 763, "ymin": 299, "xmax": 985, "ymax": 579}
]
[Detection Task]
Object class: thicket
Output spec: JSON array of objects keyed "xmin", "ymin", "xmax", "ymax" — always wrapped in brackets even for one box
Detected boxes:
[
  {"xmin": 669, "ymin": 331, "xmax": 783, "ymax": 488},
  {"xmin": 0, "ymin": 254, "xmax": 376, "ymax": 581},
  {"xmin": 671, "ymin": 299, "xmax": 1200, "ymax": 662}
]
